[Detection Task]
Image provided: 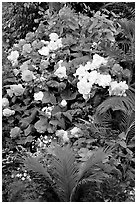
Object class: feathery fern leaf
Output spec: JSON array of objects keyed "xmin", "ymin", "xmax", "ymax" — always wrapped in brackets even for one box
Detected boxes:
[
  {"xmin": 52, "ymin": 145, "xmax": 78, "ymax": 201},
  {"xmin": 23, "ymin": 155, "xmax": 52, "ymax": 181},
  {"xmin": 78, "ymin": 148, "xmax": 111, "ymax": 182},
  {"xmin": 95, "ymin": 90, "xmax": 134, "ymax": 117}
]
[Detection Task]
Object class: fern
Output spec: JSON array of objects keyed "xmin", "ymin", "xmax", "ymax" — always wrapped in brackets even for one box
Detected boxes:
[
  {"xmin": 78, "ymin": 148, "xmax": 112, "ymax": 181},
  {"xmin": 95, "ymin": 90, "xmax": 134, "ymax": 117},
  {"xmin": 23, "ymin": 155, "xmax": 52, "ymax": 181},
  {"xmin": 52, "ymin": 145, "xmax": 78, "ymax": 201},
  {"xmin": 22, "ymin": 145, "xmax": 113, "ymax": 201}
]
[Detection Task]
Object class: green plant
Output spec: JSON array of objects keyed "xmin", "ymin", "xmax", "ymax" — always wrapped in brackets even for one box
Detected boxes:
[{"xmin": 20, "ymin": 145, "xmax": 113, "ymax": 202}]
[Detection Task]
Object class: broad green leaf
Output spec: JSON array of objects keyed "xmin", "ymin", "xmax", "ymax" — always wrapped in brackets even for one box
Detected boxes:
[
  {"xmin": 42, "ymin": 91, "xmax": 50, "ymax": 104},
  {"xmin": 34, "ymin": 116, "xmax": 48, "ymax": 133},
  {"xmin": 62, "ymin": 112, "xmax": 72, "ymax": 122},
  {"xmin": 61, "ymin": 89, "xmax": 77, "ymax": 101}
]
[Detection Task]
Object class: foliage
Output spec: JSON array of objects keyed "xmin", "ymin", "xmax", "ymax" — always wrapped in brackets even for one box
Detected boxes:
[{"xmin": 2, "ymin": 3, "xmax": 135, "ymax": 202}]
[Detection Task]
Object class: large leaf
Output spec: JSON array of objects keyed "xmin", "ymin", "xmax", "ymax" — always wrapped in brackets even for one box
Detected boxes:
[
  {"xmin": 52, "ymin": 145, "xmax": 78, "ymax": 201},
  {"xmin": 61, "ymin": 89, "xmax": 77, "ymax": 101},
  {"xmin": 34, "ymin": 116, "xmax": 48, "ymax": 133}
]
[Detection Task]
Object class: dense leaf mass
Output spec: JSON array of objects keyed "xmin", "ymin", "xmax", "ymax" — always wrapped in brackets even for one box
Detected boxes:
[{"xmin": 2, "ymin": 2, "xmax": 135, "ymax": 202}]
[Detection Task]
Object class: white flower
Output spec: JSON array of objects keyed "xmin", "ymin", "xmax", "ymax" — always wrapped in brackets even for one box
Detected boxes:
[
  {"xmin": 42, "ymin": 106, "xmax": 54, "ymax": 118},
  {"xmin": 56, "ymin": 38, "xmax": 63, "ymax": 48},
  {"xmin": 22, "ymin": 70, "xmax": 34, "ymax": 82},
  {"xmin": 74, "ymin": 65, "xmax": 87, "ymax": 80},
  {"xmin": 87, "ymin": 70, "xmax": 98, "ymax": 85},
  {"xmin": 109, "ymin": 81, "xmax": 128, "ymax": 96},
  {"xmin": 34, "ymin": 91, "xmax": 44, "ymax": 101},
  {"xmin": 7, "ymin": 50, "xmax": 19, "ymax": 64},
  {"xmin": 2, "ymin": 98, "xmax": 9, "ymax": 108},
  {"xmin": 96, "ymin": 73, "xmax": 112, "ymax": 88},
  {"xmin": 60, "ymin": 99, "xmax": 67, "ymax": 107},
  {"xmin": 7, "ymin": 89, "xmax": 14, "ymax": 97},
  {"xmin": 10, "ymin": 84, "xmax": 25, "ymax": 96},
  {"xmin": 84, "ymin": 61, "xmax": 93, "ymax": 71},
  {"xmin": 70, "ymin": 127, "xmax": 81, "ymax": 138},
  {"xmin": 51, "ymin": 53, "xmax": 56, "ymax": 59},
  {"xmin": 49, "ymin": 33, "xmax": 59, "ymax": 41},
  {"xmin": 83, "ymin": 93, "xmax": 90, "ymax": 100},
  {"xmin": 48, "ymin": 41, "xmax": 58, "ymax": 51},
  {"xmin": 62, "ymin": 133, "xmax": 69, "ymax": 142},
  {"xmin": 90, "ymin": 54, "xmax": 108, "ymax": 70},
  {"xmin": 41, "ymin": 40, "xmax": 49, "ymax": 45},
  {"xmin": 77, "ymin": 78, "xmax": 91, "ymax": 95},
  {"xmin": 38, "ymin": 46, "xmax": 50, "ymax": 56},
  {"xmin": 56, "ymin": 130, "xmax": 69, "ymax": 142},
  {"xmin": 54, "ymin": 66, "xmax": 67, "ymax": 79},
  {"xmin": 3, "ymin": 108, "xmax": 15, "ymax": 117}
]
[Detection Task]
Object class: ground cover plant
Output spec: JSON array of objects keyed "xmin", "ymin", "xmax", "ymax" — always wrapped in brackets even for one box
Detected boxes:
[{"xmin": 2, "ymin": 2, "xmax": 135, "ymax": 202}]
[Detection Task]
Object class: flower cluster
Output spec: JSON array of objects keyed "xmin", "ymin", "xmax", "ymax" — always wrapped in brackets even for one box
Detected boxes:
[
  {"xmin": 74, "ymin": 54, "xmax": 128, "ymax": 99},
  {"xmin": 3, "ymin": 108, "xmax": 15, "ymax": 117},
  {"xmin": 56, "ymin": 129, "xmax": 69, "ymax": 143},
  {"xmin": 109, "ymin": 81, "xmax": 128, "ymax": 96},
  {"xmin": 34, "ymin": 91, "xmax": 44, "ymax": 101},
  {"xmin": 7, "ymin": 50, "xmax": 19, "ymax": 66},
  {"xmin": 7, "ymin": 84, "xmax": 25, "ymax": 97},
  {"xmin": 2, "ymin": 98, "xmax": 9, "ymax": 108},
  {"xmin": 38, "ymin": 32, "xmax": 62, "ymax": 56},
  {"xmin": 42, "ymin": 106, "xmax": 54, "ymax": 118}
]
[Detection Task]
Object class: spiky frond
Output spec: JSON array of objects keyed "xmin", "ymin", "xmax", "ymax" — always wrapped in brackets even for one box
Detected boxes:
[
  {"xmin": 118, "ymin": 19, "xmax": 135, "ymax": 42},
  {"xmin": 95, "ymin": 90, "xmax": 134, "ymax": 116},
  {"xmin": 78, "ymin": 148, "xmax": 112, "ymax": 182},
  {"xmin": 52, "ymin": 145, "xmax": 78, "ymax": 201},
  {"xmin": 23, "ymin": 155, "xmax": 52, "ymax": 181}
]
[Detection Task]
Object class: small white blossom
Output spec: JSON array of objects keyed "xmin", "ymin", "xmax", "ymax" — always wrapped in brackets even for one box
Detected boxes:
[
  {"xmin": 10, "ymin": 84, "xmax": 25, "ymax": 96},
  {"xmin": 49, "ymin": 33, "xmax": 59, "ymax": 41},
  {"xmin": 56, "ymin": 129, "xmax": 69, "ymax": 142},
  {"xmin": 42, "ymin": 106, "xmax": 53, "ymax": 118},
  {"xmin": 56, "ymin": 38, "xmax": 63, "ymax": 48},
  {"xmin": 96, "ymin": 73, "xmax": 112, "ymax": 88},
  {"xmin": 51, "ymin": 53, "xmax": 56, "ymax": 59},
  {"xmin": 2, "ymin": 98, "xmax": 9, "ymax": 108},
  {"xmin": 87, "ymin": 70, "xmax": 98, "ymax": 84},
  {"xmin": 74, "ymin": 65, "xmax": 87, "ymax": 80},
  {"xmin": 109, "ymin": 81, "xmax": 128, "ymax": 96},
  {"xmin": 38, "ymin": 46, "xmax": 50, "ymax": 56},
  {"xmin": 3, "ymin": 108, "xmax": 15, "ymax": 117},
  {"xmin": 22, "ymin": 70, "xmax": 34, "ymax": 82},
  {"xmin": 90, "ymin": 54, "xmax": 108, "ymax": 70},
  {"xmin": 60, "ymin": 99, "xmax": 67, "ymax": 107},
  {"xmin": 54, "ymin": 65, "xmax": 67, "ymax": 79},
  {"xmin": 21, "ymin": 177, "xmax": 25, "ymax": 181},
  {"xmin": 70, "ymin": 127, "xmax": 81, "ymax": 138},
  {"xmin": 7, "ymin": 89, "xmax": 14, "ymax": 97},
  {"xmin": 77, "ymin": 78, "xmax": 91, "ymax": 95},
  {"xmin": 34, "ymin": 91, "xmax": 44, "ymax": 101},
  {"xmin": 7, "ymin": 50, "xmax": 19, "ymax": 65}
]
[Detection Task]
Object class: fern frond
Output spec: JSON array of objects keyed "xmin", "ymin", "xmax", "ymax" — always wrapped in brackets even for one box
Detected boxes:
[
  {"xmin": 95, "ymin": 90, "xmax": 134, "ymax": 116},
  {"xmin": 118, "ymin": 19, "xmax": 135, "ymax": 41},
  {"xmin": 23, "ymin": 155, "xmax": 52, "ymax": 181},
  {"xmin": 94, "ymin": 109, "xmax": 112, "ymax": 128},
  {"xmin": 78, "ymin": 148, "xmax": 111, "ymax": 181},
  {"xmin": 52, "ymin": 145, "xmax": 78, "ymax": 201}
]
